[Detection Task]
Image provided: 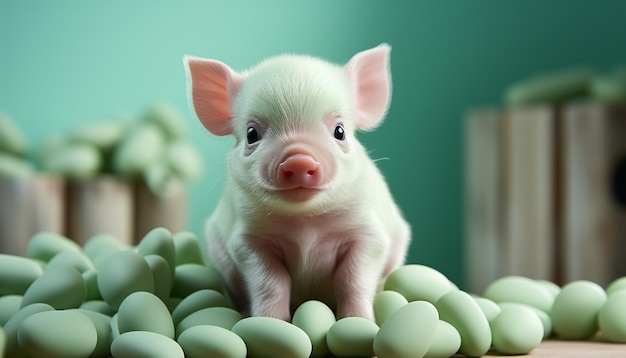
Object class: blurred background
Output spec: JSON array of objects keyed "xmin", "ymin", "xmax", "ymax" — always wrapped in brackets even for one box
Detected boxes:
[{"xmin": 2, "ymin": 1, "xmax": 626, "ymax": 291}]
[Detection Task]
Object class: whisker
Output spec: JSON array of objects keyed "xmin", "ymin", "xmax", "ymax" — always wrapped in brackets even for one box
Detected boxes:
[{"xmin": 372, "ymin": 157, "xmax": 390, "ymax": 163}]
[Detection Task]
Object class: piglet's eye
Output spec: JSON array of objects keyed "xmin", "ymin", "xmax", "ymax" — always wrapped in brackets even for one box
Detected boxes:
[
  {"xmin": 247, "ymin": 126, "xmax": 261, "ymax": 144},
  {"xmin": 333, "ymin": 124, "xmax": 345, "ymax": 141}
]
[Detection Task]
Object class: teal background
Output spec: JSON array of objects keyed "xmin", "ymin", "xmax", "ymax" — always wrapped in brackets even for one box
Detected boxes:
[{"xmin": 1, "ymin": 1, "xmax": 626, "ymax": 290}]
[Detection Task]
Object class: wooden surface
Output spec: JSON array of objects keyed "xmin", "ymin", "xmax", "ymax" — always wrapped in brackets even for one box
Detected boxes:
[{"xmin": 484, "ymin": 339, "xmax": 626, "ymax": 357}]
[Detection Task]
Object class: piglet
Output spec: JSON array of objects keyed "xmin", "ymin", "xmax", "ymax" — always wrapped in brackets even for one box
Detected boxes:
[{"xmin": 184, "ymin": 44, "xmax": 410, "ymax": 321}]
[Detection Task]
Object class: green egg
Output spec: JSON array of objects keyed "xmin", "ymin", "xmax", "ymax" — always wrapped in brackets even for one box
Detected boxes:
[
  {"xmin": 483, "ymin": 275, "xmax": 554, "ymax": 312},
  {"xmin": 167, "ymin": 297, "xmax": 184, "ymax": 313},
  {"xmin": 27, "ymin": 232, "xmax": 81, "ymax": 263},
  {"xmin": 0, "ymin": 295, "xmax": 23, "ymax": 326},
  {"xmin": 117, "ymin": 291, "xmax": 174, "ymax": 338},
  {"xmin": 491, "ymin": 304, "xmax": 544, "ymax": 355},
  {"xmin": 0, "ymin": 153, "xmax": 34, "ymax": 177},
  {"xmin": 144, "ymin": 160, "xmax": 185, "ymax": 198},
  {"xmin": 606, "ymin": 276, "xmax": 626, "ymax": 296},
  {"xmin": 68, "ymin": 309, "xmax": 112, "ymax": 358},
  {"xmin": 39, "ymin": 135, "xmax": 68, "ymax": 169},
  {"xmin": 44, "ymin": 143, "xmax": 102, "ymax": 179},
  {"xmin": 591, "ymin": 75, "xmax": 626, "ymax": 103},
  {"xmin": 97, "ymin": 250, "xmax": 155, "ymax": 310},
  {"xmin": 137, "ymin": 227, "xmax": 176, "ymax": 276},
  {"xmin": 374, "ymin": 290, "xmax": 409, "ymax": 326},
  {"xmin": 383, "ymin": 264, "xmax": 454, "ymax": 304},
  {"xmin": 173, "ymin": 231, "xmax": 205, "ymax": 266},
  {"xmin": 68, "ymin": 119, "xmax": 130, "ymax": 150},
  {"xmin": 142, "ymin": 102, "xmax": 187, "ymax": 140},
  {"xmin": 171, "ymin": 263, "xmax": 223, "ymax": 298},
  {"xmin": 144, "ymin": 255, "xmax": 173, "ymax": 302},
  {"xmin": 80, "ymin": 300, "xmax": 116, "ymax": 316},
  {"xmin": 504, "ymin": 67, "xmax": 594, "ymax": 106},
  {"xmin": 3, "ymin": 303, "xmax": 54, "ymax": 358},
  {"xmin": 165, "ymin": 141, "xmax": 203, "ymax": 180},
  {"xmin": 499, "ymin": 302, "xmax": 552, "ymax": 339},
  {"xmin": 550, "ymin": 280, "xmax": 606, "ymax": 340},
  {"xmin": 374, "ymin": 300, "xmax": 438, "ymax": 358},
  {"xmin": 536, "ymin": 279, "xmax": 561, "ymax": 298},
  {"xmin": 46, "ymin": 250, "xmax": 94, "ymax": 273},
  {"xmin": 113, "ymin": 123, "xmax": 166, "ymax": 177},
  {"xmin": 327, "ymin": 317, "xmax": 378, "ymax": 357},
  {"xmin": 472, "ymin": 297, "xmax": 501, "ymax": 323},
  {"xmin": 0, "ymin": 112, "xmax": 28, "ymax": 156},
  {"xmin": 176, "ymin": 307, "xmax": 242, "ymax": 338},
  {"xmin": 597, "ymin": 289, "xmax": 626, "ymax": 342},
  {"xmin": 17, "ymin": 310, "xmax": 97, "ymax": 358},
  {"xmin": 424, "ymin": 320, "xmax": 461, "ymax": 358},
  {"xmin": 171, "ymin": 289, "xmax": 229, "ymax": 326},
  {"xmin": 0, "ymin": 326, "xmax": 6, "ymax": 358},
  {"xmin": 0, "ymin": 254, "xmax": 43, "ymax": 296},
  {"xmin": 436, "ymin": 290, "xmax": 491, "ymax": 357},
  {"xmin": 292, "ymin": 300, "xmax": 336, "ymax": 358},
  {"xmin": 111, "ymin": 331, "xmax": 184, "ymax": 358},
  {"xmin": 82, "ymin": 234, "xmax": 129, "ymax": 268},
  {"xmin": 232, "ymin": 316, "xmax": 312, "ymax": 358},
  {"xmin": 82, "ymin": 269, "xmax": 102, "ymax": 301},
  {"xmin": 110, "ymin": 314, "xmax": 120, "ymax": 341},
  {"xmin": 534, "ymin": 308, "xmax": 553, "ymax": 339},
  {"xmin": 177, "ymin": 325, "xmax": 247, "ymax": 358},
  {"xmin": 21, "ymin": 266, "xmax": 86, "ymax": 309}
]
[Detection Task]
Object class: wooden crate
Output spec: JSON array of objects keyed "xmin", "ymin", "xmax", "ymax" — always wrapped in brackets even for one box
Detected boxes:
[
  {"xmin": 465, "ymin": 106, "xmax": 557, "ymax": 293},
  {"xmin": 0, "ymin": 175, "xmax": 187, "ymax": 254},
  {"xmin": 465, "ymin": 102, "xmax": 626, "ymax": 293}
]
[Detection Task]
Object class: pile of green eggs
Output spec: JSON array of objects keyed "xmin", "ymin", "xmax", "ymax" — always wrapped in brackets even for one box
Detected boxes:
[
  {"xmin": 0, "ymin": 112, "xmax": 33, "ymax": 177},
  {"xmin": 0, "ymin": 104, "xmax": 203, "ymax": 199},
  {"xmin": 503, "ymin": 65, "xmax": 626, "ymax": 106},
  {"xmin": 1, "ymin": 228, "xmax": 626, "ymax": 358}
]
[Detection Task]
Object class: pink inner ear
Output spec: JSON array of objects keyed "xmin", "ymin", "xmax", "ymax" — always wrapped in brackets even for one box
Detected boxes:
[
  {"xmin": 345, "ymin": 44, "xmax": 392, "ymax": 130},
  {"xmin": 185, "ymin": 57, "xmax": 241, "ymax": 136}
]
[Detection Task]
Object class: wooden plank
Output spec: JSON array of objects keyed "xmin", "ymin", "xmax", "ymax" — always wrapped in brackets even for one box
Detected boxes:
[
  {"xmin": 66, "ymin": 176, "xmax": 134, "ymax": 246},
  {"xmin": 562, "ymin": 103, "xmax": 626, "ymax": 286},
  {"xmin": 464, "ymin": 108, "xmax": 503, "ymax": 294},
  {"xmin": 0, "ymin": 177, "xmax": 35, "ymax": 255},
  {"xmin": 134, "ymin": 181, "xmax": 186, "ymax": 243},
  {"xmin": 30, "ymin": 175, "xmax": 66, "ymax": 237},
  {"xmin": 500, "ymin": 106, "xmax": 556, "ymax": 281},
  {"xmin": 0, "ymin": 175, "xmax": 65, "ymax": 255}
]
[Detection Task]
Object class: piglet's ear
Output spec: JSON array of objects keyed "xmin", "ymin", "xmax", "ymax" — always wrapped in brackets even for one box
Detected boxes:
[
  {"xmin": 184, "ymin": 56, "xmax": 242, "ymax": 136},
  {"xmin": 345, "ymin": 44, "xmax": 392, "ymax": 130}
]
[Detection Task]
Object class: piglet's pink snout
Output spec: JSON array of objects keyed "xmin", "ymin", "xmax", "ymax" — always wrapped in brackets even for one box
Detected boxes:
[{"xmin": 276, "ymin": 154, "xmax": 323, "ymax": 189}]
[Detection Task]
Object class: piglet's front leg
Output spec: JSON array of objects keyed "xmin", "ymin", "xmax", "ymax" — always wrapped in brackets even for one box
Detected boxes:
[
  {"xmin": 334, "ymin": 239, "xmax": 387, "ymax": 320},
  {"xmin": 239, "ymin": 246, "xmax": 292, "ymax": 321}
]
